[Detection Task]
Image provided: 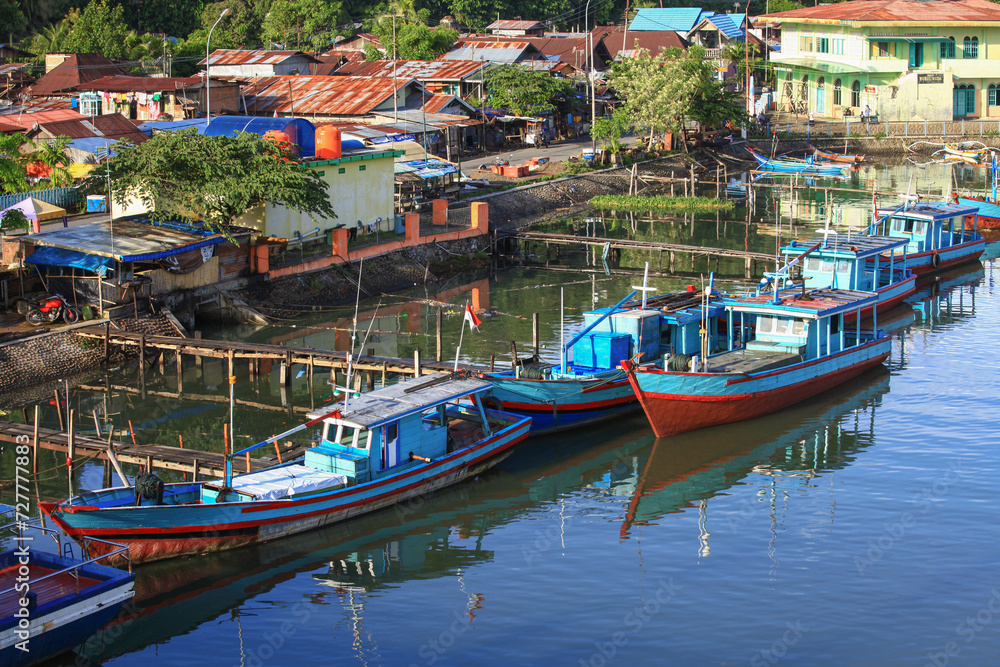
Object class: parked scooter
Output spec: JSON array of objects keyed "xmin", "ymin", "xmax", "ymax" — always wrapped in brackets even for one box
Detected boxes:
[{"xmin": 18, "ymin": 294, "xmax": 81, "ymax": 326}]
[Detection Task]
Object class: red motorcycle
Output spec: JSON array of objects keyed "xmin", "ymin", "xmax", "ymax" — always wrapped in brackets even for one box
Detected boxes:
[{"xmin": 21, "ymin": 294, "xmax": 81, "ymax": 326}]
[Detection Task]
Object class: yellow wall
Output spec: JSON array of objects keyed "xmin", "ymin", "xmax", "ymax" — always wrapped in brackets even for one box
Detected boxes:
[{"xmin": 236, "ymin": 153, "xmax": 396, "ymax": 239}]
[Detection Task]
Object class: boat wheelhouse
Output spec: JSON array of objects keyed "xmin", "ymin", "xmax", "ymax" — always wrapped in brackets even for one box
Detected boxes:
[
  {"xmin": 41, "ymin": 374, "xmax": 531, "ymax": 565},
  {"xmin": 781, "ymin": 234, "xmax": 916, "ymax": 318},
  {"xmin": 622, "ymin": 287, "xmax": 891, "ymax": 437},
  {"xmin": 866, "ymin": 201, "xmax": 984, "ymax": 274},
  {"xmin": 482, "ymin": 289, "xmax": 724, "ymax": 434}
]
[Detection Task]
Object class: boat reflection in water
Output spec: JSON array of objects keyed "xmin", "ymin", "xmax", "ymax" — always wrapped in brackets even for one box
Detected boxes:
[
  {"xmin": 69, "ymin": 370, "xmax": 898, "ymax": 665},
  {"xmin": 619, "ymin": 367, "xmax": 890, "ymax": 544}
]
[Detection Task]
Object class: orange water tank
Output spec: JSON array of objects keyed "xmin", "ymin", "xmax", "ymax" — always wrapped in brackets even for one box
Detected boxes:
[
  {"xmin": 316, "ymin": 125, "xmax": 342, "ymax": 159},
  {"xmin": 264, "ymin": 130, "xmax": 290, "ymax": 145}
]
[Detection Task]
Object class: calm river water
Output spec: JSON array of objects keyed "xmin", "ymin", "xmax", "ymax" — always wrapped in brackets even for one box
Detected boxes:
[{"xmin": 3, "ymin": 162, "xmax": 1000, "ymax": 666}]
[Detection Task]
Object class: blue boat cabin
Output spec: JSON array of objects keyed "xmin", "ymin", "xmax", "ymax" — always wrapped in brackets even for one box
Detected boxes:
[
  {"xmin": 783, "ymin": 235, "xmax": 910, "ymax": 291},
  {"xmin": 305, "ymin": 375, "xmax": 496, "ymax": 484},
  {"xmin": 869, "ymin": 202, "xmax": 979, "ymax": 255}
]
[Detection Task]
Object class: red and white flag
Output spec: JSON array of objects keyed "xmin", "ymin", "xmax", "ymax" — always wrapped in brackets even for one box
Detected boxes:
[
  {"xmin": 463, "ymin": 302, "xmax": 482, "ymax": 331},
  {"xmin": 872, "ymin": 191, "xmax": 878, "ymax": 219}
]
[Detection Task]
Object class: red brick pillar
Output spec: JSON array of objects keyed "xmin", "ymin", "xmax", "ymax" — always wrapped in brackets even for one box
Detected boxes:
[
  {"xmin": 405, "ymin": 213, "xmax": 420, "ymax": 242},
  {"xmin": 432, "ymin": 199, "xmax": 448, "ymax": 225},
  {"xmin": 471, "ymin": 202, "xmax": 489, "ymax": 233},
  {"xmin": 331, "ymin": 228, "xmax": 349, "ymax": 259}
]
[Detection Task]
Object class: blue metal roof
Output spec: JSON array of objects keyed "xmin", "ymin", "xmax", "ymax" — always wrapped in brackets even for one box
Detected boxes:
[
  {"xmin": 67, "ymin": 137, "xmax": 118, "ymax": 155},
  {"xmin": 138, "ymin": 118, "xmax": 208, "ymax": 136},
  {"xmin": 707, "ymin": 13, "xmax": 745, "ymax": 40},
  {"xmin": 203, "ymin": 116, "xmax": 316, "ymax": 157},
  {"xmin": 628, "ymin": 8, "xmax": 711, "ymax": 32},
  {"xmin": 25, "ymin": 246, "xmax": 114, "ymax": 276}
]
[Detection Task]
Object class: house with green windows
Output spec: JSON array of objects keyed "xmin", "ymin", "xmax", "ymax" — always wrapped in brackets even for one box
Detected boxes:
[{"xmin": 759, "ymin": 0, "xmax": 1000, "ymax": 121}]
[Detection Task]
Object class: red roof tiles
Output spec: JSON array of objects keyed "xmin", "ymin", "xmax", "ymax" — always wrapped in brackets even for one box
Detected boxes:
[
  {"xmin": 760, "ymin": 0, "xmax": 1000, "ymax": 23},
  {"xmin": 30, "ymin": 54, "xmax": 128, "ymax": 96},
  {"xmin": 241, "ymin": 75, "xmax": 406, "ymax": 116}
]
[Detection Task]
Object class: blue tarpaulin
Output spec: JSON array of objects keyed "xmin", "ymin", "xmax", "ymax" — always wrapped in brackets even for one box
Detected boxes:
[{"xmin": 25, "ymin": 246, "xmax": 115, "ymax": 277}]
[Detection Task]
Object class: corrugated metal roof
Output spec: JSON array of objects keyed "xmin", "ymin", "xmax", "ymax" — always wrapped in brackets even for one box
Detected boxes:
[
  {"xmin": 629, "ymin": 8, "xmax": 711, "ymax": 32},
  {"xmin": 199, "ymin": 49, "xmax": 320, "ymax": 66},
  {"xmin": 75, "ymin": 75, "xmax": 209, "ymax": 92},
  {"xmin": 39, "ymin": 113, "xmax": 148, "ymax": 143},
  {"xmin": 761, "ymin": 0, "xmax": 1000, "ymax": 22},
  {"xmin": 706, "ymin": 13, "xmax": 745, "ymax": 39},
  {"xmin": 332, "ymin": 59, "xmax": 487, "ymax": 81},
  {"xmin": 486, "ymin": 20, "xmax": 546, "ymax": 31},
  {"xmin": 440, "ymin": 40, "xmax": 544, "ymax": 63},
  {"xmin": 0, "ymin": 63, "xmax": 28, "ymax": 75},
  {"xmin": 29, "ymin": 54, "xmax": 128, "ymax": 96},
  {"xmin": 242, "ymin": 75, "xmax": 405, "ymax": 116},
  {"xmin": 26, "ymin": 218, "xmax": 225, "ymax": 262},
  {"xmin": 0, "ymin": 109, "xmax": 85, "ymax": 130}
]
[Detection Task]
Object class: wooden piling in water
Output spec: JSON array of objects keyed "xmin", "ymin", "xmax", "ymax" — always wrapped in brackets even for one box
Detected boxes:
[
  {"xmin": 436, "ymin": 307, "xmax": 443, "ymax": 362},
  {"xmin": 532, "ymin": 313, "xmax": 540, "ymax": 361}
]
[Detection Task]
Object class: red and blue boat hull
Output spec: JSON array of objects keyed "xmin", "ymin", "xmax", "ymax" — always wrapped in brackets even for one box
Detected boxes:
[
  {"xmin": 40, "ymin": 417, "xmax": 530, "ymax": 565},
  {"xmin": 622, "ymin": 337, "xmax": 891, "ymax": 438},
  {"xmin": 901, "ymin": 239, "xmax": 985, "ymax": 275},
  {"xmin": 483, "ymin": 370, "xmax": 639, "ymax": 434}
]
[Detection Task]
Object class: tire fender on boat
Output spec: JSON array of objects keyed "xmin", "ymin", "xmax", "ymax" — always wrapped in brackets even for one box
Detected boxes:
[
  {"xmin": 931, "ymin": 251, "xmax": 941, "ymax": 269},
  {"xmin": 482, "ymin": 396, "xmax": 503, "ymax": 411}
]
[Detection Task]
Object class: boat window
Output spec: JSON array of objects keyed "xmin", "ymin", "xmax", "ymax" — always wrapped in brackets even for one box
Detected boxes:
[
  {"xmin": 831, "ymin": 314, "xmax": 841, "ymax": 334},
  {"xmin": 790, "ymin": 320, "xmax": 806, "ymax": 337},
  {"xmin": 836, "ymin": 260, "xmax": 851, "ymax": 273},
  {"xmin": 806, "ymin": 257, "xmax": 823, "ymax": 271},
  {"xmin": 757, "ymin": 316, "xmax": 775, "ymax": 334}
]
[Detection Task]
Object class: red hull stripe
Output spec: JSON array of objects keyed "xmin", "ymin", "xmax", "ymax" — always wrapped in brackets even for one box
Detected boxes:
[
  {"xmin": 51, "ymin": 430, "xmax": 528, "ymax": 538},
  {"xmin": 500, "ymin": 394, "xmax": 636, "ymax": 413}
]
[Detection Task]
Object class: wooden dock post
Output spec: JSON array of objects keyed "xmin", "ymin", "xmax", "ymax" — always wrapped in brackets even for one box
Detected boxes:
[
  {"xmin": 92, "ymin": 409, "xmax": 102, "ymax": 437},
  {"xmin": 381, "ymin": 362, "xmax": 387, "ymax": 387},
  {"xmin": 176, "ymin": 350, "xmax": 184, "ymax": 393},
  {"xmin": 192, "ymin": 458, "xmax": 200, "ymax": 482},
  {"xmin": 139, "ymin": 335, "xmax": 147, "ymax": 399},
  {"xmin": 414, "ymin": 349, "xmax": 421, "ymax": 377},
  {"xmin": 104, "ymin": 321, "xmax": 110, "ymax": 360},
  {"xmin": 510, "ymin": 341, "xmax": 518, "ymax": 372},
  {"xmin": 490, "ymin": 354, "xmax": 495, "ymax": 372},
  {"xmin": 194, "ymin": 331, "xmax": 203, "ymax": 368},
  {"xmin": 32, "ymin": 405, "xmax": 39, "ymax": 474},
  {"xmin": 532, "ymin": 313, "xmax": 540, "ymax": 361},
  {"xmin": 227, "ymin": 349, "xmax": 235, "ymax": 384},
  {"xmin": 54, "ymin": 390, "xmax": 64, "ymax": 431},
  {"xmin": 436, "ymin": 307, "xmax": 443, "ymax": 362}
]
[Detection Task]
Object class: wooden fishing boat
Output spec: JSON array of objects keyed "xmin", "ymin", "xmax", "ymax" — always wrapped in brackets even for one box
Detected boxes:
[
  {"xmin": 0, "ymin": 518, "xmax": 134, "ymax": 667},
  {"xmin": 780, "ymin": 234, "xmax": 916, "ymax": 318},
  {"xmin": 866, "ymin": 201, "xmax": 984, "ymax": 274},
  {"xmin": 749, "ymin": 148, "xmax": 848, "ymax": 175},
  {"xmin": 481, "ymin": 287, "xmax": 724, "ymax": 434},
  {"xmin": 622, "ymin": 287, "xmax": 891, "ymax": 437},
  {"xmin": 955, "ymin": 195, "xmax": 1000, "ymax": 230},
  {"xmin": 805, "ymin": 142, "xmax": 864, "ymax": 164},
  {"xmin": 40, "ymin": 373, "xmax": 531, "ymax": 565}
]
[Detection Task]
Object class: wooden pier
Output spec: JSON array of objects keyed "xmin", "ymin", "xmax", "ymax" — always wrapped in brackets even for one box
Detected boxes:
[
  {"xmin": 74, "ymin": 324, "xmax": 492, "ymax": 392},
  {"xmin": 0, "ymin": 418, "xmax": 300, "ymax": 479},
  {"xmin": 497, "ymin": 230, "xmax": 775, "ymax": 278}
]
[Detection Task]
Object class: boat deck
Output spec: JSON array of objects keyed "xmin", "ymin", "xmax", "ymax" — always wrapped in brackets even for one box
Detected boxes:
[
  {"xmin": 0, "ymin": 564, "xmax": 103, "ymax": 617},
  {"xmin": 704, "ymin": 349, "xmax": 803, "ymax": 374}
]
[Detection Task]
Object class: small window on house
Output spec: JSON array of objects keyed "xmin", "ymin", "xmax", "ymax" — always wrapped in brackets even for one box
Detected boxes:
[
  {"xmin": 833, "ymin": 78, "xmax": 842, "ymax": 105},
  {"xmin": 990, "ymin": 84, "xmax": 999, "ymax": 107},
  {"xmin": 832, "ymin": 38, "xmax": 845, "ymax": 55},
  {"xmin": 876, "ymin": 41, "xmax": 890, "ymax": 57},
  {"xmin": 816, "ymin": 37, "xmax": 829, "ymax": 53},
  {"xmin": 851, "ymin": 80, "xmax": 862, "ymax": 107},
  {"xmin": 338, "ymin": 167, "xmax": 346, "ymax": 174},
  {"xmin": 800, "ymin": 35, "xmax": 813, "ymax": 52},
  {"xmin": 941, "ymin": 37, "xmax": 956, "ymax": 59},
  {"xmin": 359, "ymin": 165, "xmax": 366, "ymax": 171},
  {"xmin": 964, "ymin": 36, "xmax": 978, "ymax": 58}
]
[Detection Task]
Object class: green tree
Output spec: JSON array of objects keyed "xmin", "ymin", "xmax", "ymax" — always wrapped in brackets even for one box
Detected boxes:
[
  {"xmin": 261, "ymin": 0, "xmax": 345, "ymax": 50},
  {"xmin": 370, "ymin": 22, "xmax": 456, "ymax": 60},
  {"xmin": 591, "ymin": 107, "xmax": 631, "ymax": 154},
  {"xmin": 29, "ymin": 135, "xmax": 73, "ymax": 187},
  {"xmin": 90, "ymin": 130, "xmax": 338, "ymax": 236},
  {"xmin": 0, "ymin": 0, "xmax": 26, "ymax": 37},
  {"xmin": 607, "ymin": 46, "xmax": 745, "ymax": 146},
  {"xmin": 24, "ymin": 11, "xmax": 76, "ymax": 54},
  {"xmin": 0, "ymin": 207, "xmax": 30, "ymax": 233},
  {"xmin": 484, "ymin": 65, "xmax": 576, "ymax": 117},
  {"xmin": 191, "ymin": 0, "xmax": 260, "ymax": 49},
  {"xmin": 448, "ymin": 0, "xmax": 509, "ymax": 32},
  {"xmin": 61, "ymin": 0, "xmax": 131, "ymax": 60},
  {"xmin": 121, "ymin": 0, "xmax": 205, "ymax": 38},
  {"xmin": 0, "ymin": 134, "xmax": 29, "ymax": 194}
]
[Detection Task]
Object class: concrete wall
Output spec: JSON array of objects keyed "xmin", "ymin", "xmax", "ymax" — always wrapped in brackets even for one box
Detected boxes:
[
  {"xmin": 874, "ymin": 71, "xmax": 952, "ymax": 122},
  {"xmin": 236, "ymin": 153, "xmax": 396, "ymax": 238}
]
